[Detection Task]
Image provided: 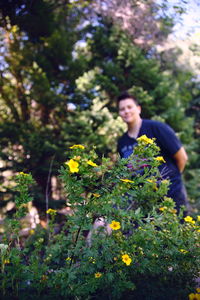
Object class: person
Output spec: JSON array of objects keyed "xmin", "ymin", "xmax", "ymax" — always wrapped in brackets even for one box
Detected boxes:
[{"xmin": 117, "ymin": 92, "xmax": 189, "ymax": 213}]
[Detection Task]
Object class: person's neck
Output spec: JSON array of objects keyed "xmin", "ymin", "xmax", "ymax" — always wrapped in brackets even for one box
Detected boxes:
[{"xmin": 127, "ymin": 118, "xmax": 142, "ymax": 139}]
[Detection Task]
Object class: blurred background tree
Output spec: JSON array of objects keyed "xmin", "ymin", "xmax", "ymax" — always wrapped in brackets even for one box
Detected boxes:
[
  {"xmin": 0, "ymin": 0, "xmax": 90, "ymax": 212},
  {"xmin": 155, "ymin": 27, "xmax": 200, "ymax": 212},
  {"xmin": 0, "ymin": 0, "xmax": 199, "ymax": 216}
]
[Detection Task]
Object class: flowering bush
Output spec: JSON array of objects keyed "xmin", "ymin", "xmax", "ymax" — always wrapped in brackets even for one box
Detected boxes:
[{"xmin": 0, "ymin": 139, "xmax": 200, "ymax": 299}]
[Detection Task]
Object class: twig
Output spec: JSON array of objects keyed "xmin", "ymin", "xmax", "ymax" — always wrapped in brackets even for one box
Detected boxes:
[{"xmin": 46, "ymin": 155, "xmax": 55, "ymax": 227}]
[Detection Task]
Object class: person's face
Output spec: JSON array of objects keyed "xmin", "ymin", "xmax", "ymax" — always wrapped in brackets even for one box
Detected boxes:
[{"xmin": 118, "ymin": 98, "xmax": 141, "ymax": 125}]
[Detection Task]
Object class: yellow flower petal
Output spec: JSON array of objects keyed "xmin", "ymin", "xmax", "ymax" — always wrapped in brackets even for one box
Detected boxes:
[
  {"xmin": 179, "ymin": 249, "xmax": 188, "ymax": 254},
  {"xmin": 93, "ymin": 193, "xmax": 100, "ymax": 197},
  {"xmin": 46, "ymin": 208, "xmax": 57, "ymax": 215},
  {"xmin": 87, "ymin": 160, "xmax": 98, "ymax": 167},
  {"xmin": 69, "ymin": 144, "xmax": 85, "ymax": 149},
  {"xmin": 154, "ymin": 156, "xmax": 166, "ymax": 163},
  {"xmin": 120, "ymin": 179, "xmax": 134, "ymax": 183},
  {"xmin": 159, "ymin": 207, "xmax": 166, "ymax": 211},
  {"xmin": 147, "ymin": 179, "xmax": 153, "ymax": 183}
]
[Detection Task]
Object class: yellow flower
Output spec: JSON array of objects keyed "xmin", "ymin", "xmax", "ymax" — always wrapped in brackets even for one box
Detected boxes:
[
  {"xmin": 46, "ymin": 208, "xmax": 57, "ymax": 215},
  {"xmin": 66, "ymin": 159, "xmax": 79, "ymax": 173},
  {"xmin": 179, "ymin": 249, "xmax": 188, "ymax": 254},
  {"xmin": 89, "ymin": 257, "xmax": 96, "ymax": 264},
  {"xmin": 29, "ymin": 229, "xmax": 35, "ymax": 235},
  {"xmin": 169, "ymin": 208, "xmax": 177, "ymax": 214},
  {"xmin": 19, "ymin": 172, "xmax": 29, "ymax": 176},
  {"xmin": 147, "ymin": 179, "xmax": 154, "ymax": 183},
  {"xmin": 154, "ymin": 156, "xmax": 166, "ymax": 163},
  {"xmin": 69, "ymin": 144, "xmax": 85, "ymax": 149},
  {"xmin": 11, "ymin": 25, "xmax": 18, "ymax": 33},
  {"xmin": 41, "ymin": 275, "xmax": 48, "ymax": 281},
  {"xmin": 159, "ymin": 207, "xmax": 177, "ymax": 214},
  {"xmin": 147, "ymin": 179, "xmax": 158, "ymax": 191},
  {"xmin": 137, "ymin": 135, "xmax": 154, "ymax": 145},
  {"xmin": 87, "ymin": 160, "xmax": 98, "ymax": 167},
  {"xmin": 109, "ymin": 221, "xmax": 121, "ymax": 230},
  {"xmin": 122, "ymin": 254, "xmax": 132, "ymax": 266},
  {"xmin": 138, "ymin": 247, "xmax": 144, "ymax": 255},
  {"xmin": 152, "ymin": 253, "xmax": 158, "ymax": 258},
  {"xmin": 189, "ymin": 293, "xmax": 200, "ymax": 300},
  {"xmin": 184, "ymin": 216, "xmax": 195, "ymax": 225},
  {"xmin": 159, "ymin": 207, "xmax": 167, "ymax": 211},
  {"xmin": 95, "ymin": 272, "xmax": 102, "ymax": 278},
  {"xmin": 93, "ymin": 193, "xmax": 100, "ymax": 197},
  {"xmin": 162, "ymin": 180, "xmax": 169, "ymax": 185},
  {"xmin": 197, "ymin": 216, "xmax": 200, "ymax": 222},
  {"xmin": 73, "ymin": 156, "xmax": 81, "ymax": 160},
  {"xmin": 4, "ymin": 259, "xmax": 10, "ymax": 264},
  {"xmin": 66, "ymin": 257, "xmax": 71, "ymax": 261},
  {"xmin": 120, "ymin": 179, "xmax": 134, "ymax": 183},
  {"xmin": 196, "ymin": 288, "xmax": 200, "ymax": 293}
]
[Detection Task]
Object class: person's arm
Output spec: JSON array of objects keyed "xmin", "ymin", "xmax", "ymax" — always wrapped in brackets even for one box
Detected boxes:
[{"xmin": 173, "ymin": 146, "xmax": 188, "ymax": 173}]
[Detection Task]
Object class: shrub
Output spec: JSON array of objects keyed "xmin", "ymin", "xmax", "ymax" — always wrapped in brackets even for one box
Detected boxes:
[{"xmin": 0, "ymin": 139, "xmax": 200, "ymax": 300}]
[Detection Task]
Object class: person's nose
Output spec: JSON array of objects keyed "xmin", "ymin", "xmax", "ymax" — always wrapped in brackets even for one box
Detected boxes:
[{"xmin": 124, "ymin": 107, "xmax": 129, "ymax": 114}]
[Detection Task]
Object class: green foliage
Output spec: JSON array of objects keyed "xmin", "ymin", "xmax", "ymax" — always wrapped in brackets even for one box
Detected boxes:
[
  {"xmin": 0, "ymin": 1, "xmax": 89, "ymax": 205},
  {"xmin": 1, "ymin": 142, "xmax": 199, "ymax": 299}
]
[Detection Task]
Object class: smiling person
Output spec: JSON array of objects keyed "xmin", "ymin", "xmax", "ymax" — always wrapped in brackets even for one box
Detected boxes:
[{"xmin": 117, "ymin": 92, "xmax": 189, "ymax": 213}]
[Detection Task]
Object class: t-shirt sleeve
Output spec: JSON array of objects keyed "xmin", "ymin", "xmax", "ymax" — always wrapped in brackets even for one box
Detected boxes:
[{"xmin": 153, "ymin": 122, "xmax": 182, "ymax": 156}]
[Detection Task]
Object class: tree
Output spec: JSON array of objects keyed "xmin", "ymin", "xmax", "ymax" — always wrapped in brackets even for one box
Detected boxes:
[
  {"xmin": 90, "ymin": 0, "xmax": 189, "ymax": 50},
  {"xmin": 155, "ymin": 30, "xmax": 200, "ymax": 211},
  {"xmin": 0, "ymin": 0, "xmax": 89, "ymax": 209}
]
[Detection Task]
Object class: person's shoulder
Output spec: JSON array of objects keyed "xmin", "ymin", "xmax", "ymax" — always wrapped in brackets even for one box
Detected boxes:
[
  {"xmin": 143, "ymin": 119, "xmax": 169, "ymax": 129},
  {"xmin": 143, "ymin": 119, "xmax": 165, "ymax": 126}
]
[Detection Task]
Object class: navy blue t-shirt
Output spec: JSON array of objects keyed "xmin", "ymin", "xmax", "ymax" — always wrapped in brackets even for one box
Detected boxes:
[{"xmin": 117, "ymin": 119, "xmax": 187, "ymax": 209}]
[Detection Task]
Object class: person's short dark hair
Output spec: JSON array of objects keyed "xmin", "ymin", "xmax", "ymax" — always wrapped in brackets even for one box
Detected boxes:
[{"xmin": 117, "ymin": 92, "xmax": 140, "ymax": 106}]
